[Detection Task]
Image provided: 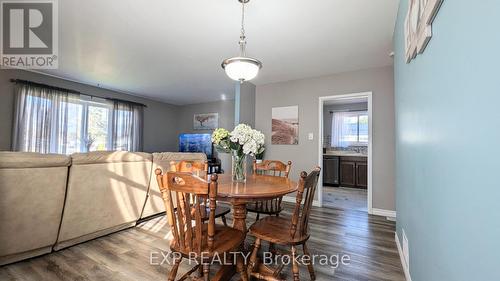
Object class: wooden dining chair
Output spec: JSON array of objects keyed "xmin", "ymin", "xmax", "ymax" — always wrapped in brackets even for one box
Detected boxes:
[
  {"xmin": 156, "ymin": 170, "xmax": 248, "ymax": 281},
  {"xmin": 247, "ymin": 160, "xmax": 292, "ymax": 220},
  {"xmin": 247, "ymin": 167, "xmax": 321, "ymax": 281},
  {"xmin": 170, "ymin": 160, "xmax": 231, "ymax": 226}
]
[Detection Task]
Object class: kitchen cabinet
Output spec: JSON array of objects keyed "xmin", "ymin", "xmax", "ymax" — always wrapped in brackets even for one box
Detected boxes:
[
  {"xmin": 339, "ymin": 161, "xmax": 356, "ymax": 187},
  {"xmin": 355, "ymin": 161, "xmax": 368, "ymax": 188},
  {"xmin": 339, "ymin": 156, "xmax": 367, "ymax": 189}
]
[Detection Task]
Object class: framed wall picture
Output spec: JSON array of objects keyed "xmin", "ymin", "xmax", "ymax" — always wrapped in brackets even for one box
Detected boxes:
[
  {"xmin": 272, "ymin": 106, "xmax": 299, "ymax": 145},
  {"xmin": 193, "ymin": 113, "xmax": 219, "ymax": 130},
  {"xmin": 405, "ymin": 0, "xmax": 444, "ymax": 63}
]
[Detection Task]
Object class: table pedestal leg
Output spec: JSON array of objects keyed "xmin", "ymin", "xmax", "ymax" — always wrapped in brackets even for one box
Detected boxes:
[
  {"xmin": 213, "ymin": 202, "xmax": 248, "ymax": 281},
  {"xmin": 232, "ymin": 202, "xmax": 248, "ymax": 232}
]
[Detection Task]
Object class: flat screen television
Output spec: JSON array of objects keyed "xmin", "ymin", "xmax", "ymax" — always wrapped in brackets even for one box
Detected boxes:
[{"xmin": 178, "ymin": 134, "xmax": 213, "ymax": 158}]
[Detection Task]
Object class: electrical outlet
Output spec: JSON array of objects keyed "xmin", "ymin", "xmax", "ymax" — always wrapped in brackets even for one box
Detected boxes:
[
  {"xmin": 308, "ymin": 133, "xmax": 314, "ymax": 140},
  {"xmin": 402, "ymin": 229, "xmax": 410, "ymax": 270}
]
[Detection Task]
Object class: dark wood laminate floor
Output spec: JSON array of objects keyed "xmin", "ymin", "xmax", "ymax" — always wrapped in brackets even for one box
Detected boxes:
[
  {"xmin": 323, "ymin": 186, "xmax": 368, "ymax": 212},
  {"xmin": 0, "ymin": 203, "xmax": 405, "ymax": 281}
]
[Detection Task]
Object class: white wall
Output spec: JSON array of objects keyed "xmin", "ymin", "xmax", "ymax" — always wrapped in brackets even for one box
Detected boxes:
[{"xmin": 255, "ymin": 66, "xmax": 396, "ymax": 211}]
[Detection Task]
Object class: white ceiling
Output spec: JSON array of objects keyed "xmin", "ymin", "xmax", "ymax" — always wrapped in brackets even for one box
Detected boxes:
[{"xmin": 40, "ymin": 0, "xmax": 399, "ymax": 105}]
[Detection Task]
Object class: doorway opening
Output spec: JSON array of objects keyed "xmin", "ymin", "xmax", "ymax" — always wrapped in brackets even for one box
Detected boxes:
[{"xmin": 318, "ymin": 92, "xmax": 373, "ymax": 213}]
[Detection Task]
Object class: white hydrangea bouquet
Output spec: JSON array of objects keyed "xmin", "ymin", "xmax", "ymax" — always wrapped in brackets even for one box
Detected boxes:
[{"xmin": 212, "ymin": 124, "xmax": 265, "ymax": 182}]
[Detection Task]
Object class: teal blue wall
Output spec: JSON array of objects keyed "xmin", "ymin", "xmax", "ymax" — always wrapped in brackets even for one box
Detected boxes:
[{"xmin": 394, "ymin": 1, "xmax": 500, "ymax": 281}]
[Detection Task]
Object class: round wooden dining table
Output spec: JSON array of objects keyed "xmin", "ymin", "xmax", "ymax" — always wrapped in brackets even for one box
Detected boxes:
[
  {"xmin": 211, "ymin": 173, "xmax": 297, "ymax": 281},
  {"xmin": 216, "ymin": 173, "xmax": 297, "ymax": 232}
]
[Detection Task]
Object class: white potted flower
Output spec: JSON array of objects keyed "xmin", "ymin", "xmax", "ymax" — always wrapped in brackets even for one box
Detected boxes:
[{"xmin": 212, "ymin": 124, "xmax": 265, "ymax": 182}]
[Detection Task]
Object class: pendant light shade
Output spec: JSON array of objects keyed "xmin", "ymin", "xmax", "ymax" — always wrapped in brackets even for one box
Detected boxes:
[
  {"xmin": 222, "ymin": 0, "xmax": 262, "ymax": 82},
  {"xmin": 222, "ymin": 57, "xmax": 262, "ymax": 82}
]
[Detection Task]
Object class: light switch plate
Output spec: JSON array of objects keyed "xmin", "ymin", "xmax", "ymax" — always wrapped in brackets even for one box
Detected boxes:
[{"xmin": 308, "ymin": 133, "xmax": 314, "ymax": 140}]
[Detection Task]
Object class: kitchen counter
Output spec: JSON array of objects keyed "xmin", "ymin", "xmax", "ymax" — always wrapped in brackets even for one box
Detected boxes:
[{"xmin": 324, "ymin": 151, "xmax": 367, "ymax": 157}]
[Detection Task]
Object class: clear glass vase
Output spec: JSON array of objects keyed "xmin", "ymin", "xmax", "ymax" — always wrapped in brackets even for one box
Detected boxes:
[{"xmin": 231, "ymin": 151, "xmax": 247, "ymax": 182}]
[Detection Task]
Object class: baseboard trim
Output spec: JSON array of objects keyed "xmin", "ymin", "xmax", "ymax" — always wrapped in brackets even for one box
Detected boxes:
[
  {"xmin": 372, "ymin": 208, "xmax": 396, "ymax": 218},
  {"xmin": 395, "ymin": 232, "xmax": 412, "ymax": 281},
  {"xmin": 282, "ymin": 196, "xmax": 321, "ymax": 207}
]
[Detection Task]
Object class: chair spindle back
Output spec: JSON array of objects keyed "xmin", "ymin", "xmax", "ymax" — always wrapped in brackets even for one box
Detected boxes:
[
  {"xmin": 171, "ymin": 160, "xmax": 211, "ymax": 214},
  {"xmin": 155, "ymin": 169, "xmax": 218, "ymax": 254},
  {"xmin": 170, "ymin": 160, "xmax": 208, "ymax": 175},
  {"xmin": 290, "ymin": 167, "xmax": 321, "ymax": 238},
  {"xmin": 253, "ymin": 160, "xmax": 292, "ymax": 178},
  {"xmin": 252, "ymin": 160, "xmax": 292, "ymax": 214}
]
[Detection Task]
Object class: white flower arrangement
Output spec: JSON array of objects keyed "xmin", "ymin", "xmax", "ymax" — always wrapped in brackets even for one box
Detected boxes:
[
  {"xmin": 212, "ymin": 124, "xmax": 265, "ymax": 156},
  {"xmin": 212, "ymin": 124, "xmax": 265, "ymax": 182}
]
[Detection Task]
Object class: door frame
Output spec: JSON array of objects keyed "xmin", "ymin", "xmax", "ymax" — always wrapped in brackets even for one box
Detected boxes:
[{"xmin": 318, "ymin": 91, "xmax": 373, "ymax": 214}]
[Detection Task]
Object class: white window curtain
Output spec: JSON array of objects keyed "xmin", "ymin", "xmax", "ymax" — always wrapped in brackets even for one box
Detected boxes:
[
  {"xmin": 331, "ymin": 111, "xmax": 368, "ymax": 147},
  {"xmin": 12, "ymin": 83, "xmax": 144, "ymax": 153},
  {"xmin": 331, "ymin": 112, "xmax": 351, "ymax": 148},
  {"xmin": 12, "ymin": 83, "xmax": 80, "ymax": 154},
  {"xmin": 111, "ymin": 101, "xmax": 143, "ymax": 152}
]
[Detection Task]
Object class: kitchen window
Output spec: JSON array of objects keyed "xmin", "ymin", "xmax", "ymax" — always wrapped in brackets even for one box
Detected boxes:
[{"xmin": 331, "ymin": 111, "xmax": 368, "ymax": 147}]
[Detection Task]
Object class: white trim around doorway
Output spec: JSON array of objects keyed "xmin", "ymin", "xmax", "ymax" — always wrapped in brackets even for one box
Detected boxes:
[{"xmin": 318, "ymin": 92, "xmax": 373, "ymax": 214}]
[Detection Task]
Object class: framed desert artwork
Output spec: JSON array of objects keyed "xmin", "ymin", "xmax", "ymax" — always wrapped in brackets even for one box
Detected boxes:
[
  {"xmin": 405, "ymin": 0, "xmax": 444, "ymax": 63},
  {"xmin": 272, "ymin": 106, "xmax": 299, "ymax": 145},
  {"xmin": 193, "ymin": 113, "xmax": 219, "ymax": 130}
]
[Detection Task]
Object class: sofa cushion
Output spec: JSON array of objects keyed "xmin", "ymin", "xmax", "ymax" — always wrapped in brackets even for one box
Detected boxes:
[
  {"xmin": 0, "ymin": 152, "xmax": 70, "ymax": 265},
  {"xmin": 140, "ymin": 152, "xmax": 207, "ymax": 219},
  {"xmin": 54, "ymin": 151, "xmax": 152, "ymax": 250},
  {"xmin": 0, "ymin": 151, "xmax": 71, "ymax": 168},
  {"xmin": 70, "ymin": 151, "xmax": 151, "ymax": 165}
]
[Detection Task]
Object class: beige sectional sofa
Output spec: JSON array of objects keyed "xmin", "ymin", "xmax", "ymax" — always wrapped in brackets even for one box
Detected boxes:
[{"xmin": 0, "ymin": 151, "xmax": 206, "ymax": 265}]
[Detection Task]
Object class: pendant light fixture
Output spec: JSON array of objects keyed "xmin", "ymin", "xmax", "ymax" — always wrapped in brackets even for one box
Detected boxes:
[{"xmin": 222, "ymin": 0, "xmax": 262, "ymax": 83}]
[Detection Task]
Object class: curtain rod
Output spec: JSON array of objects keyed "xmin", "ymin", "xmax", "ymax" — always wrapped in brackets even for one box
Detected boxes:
[
  {"xmin": 329, "ymin": 109, "xmax": 367, "ymax": 114},
  {"xmin": 10, "ymin": 79, "xmax": 147, "ymax": 108}
]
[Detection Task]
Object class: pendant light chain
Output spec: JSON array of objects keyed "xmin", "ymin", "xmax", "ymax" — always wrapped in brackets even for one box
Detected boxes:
[
  {"xmin": 241, "ymin": 1, "xmax": 245, "ymax": 37},
  {"xmin": 239, "ymin": 1, "xmax": 247, "ymax": 56}
]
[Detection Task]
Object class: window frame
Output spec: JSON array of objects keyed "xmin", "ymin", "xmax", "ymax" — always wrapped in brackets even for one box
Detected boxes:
[
  {"xmin": 335, "ymin": 111, "xmax": 368, "ymax": 147},
  {"xmin": 355, "ymin": 113, "xmax": 369, "ymax": 146},
  {"xmin": 80, "ymin": 99, "xmax": 113, "ymax": 152},
  {"xmin": 65, "ymin": 96, "xmax": 113, "ymax": 153}
]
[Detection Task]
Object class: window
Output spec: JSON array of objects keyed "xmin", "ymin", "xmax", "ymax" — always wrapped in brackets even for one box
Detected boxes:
[
  {"xmin": 358, "ymin": 114, "xmax": 368, "ymax": 143},
  {"xmin": 65, "ymin": 101, "xmax": 84, "ymax": 154},
  {"xmin": 12, "ymin": 83, "xmax": 143, "ymax": 154},
  {"xmin": 331, "ymin": 111, "xmax": 368, "ymax": 147},
  {"xmin": 61, "ymin": 98, "xmax": 112, "ymax": 154},
  {"xmin": 87, "ymin": 104, "xmax": 110, "ymax": 151}
]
